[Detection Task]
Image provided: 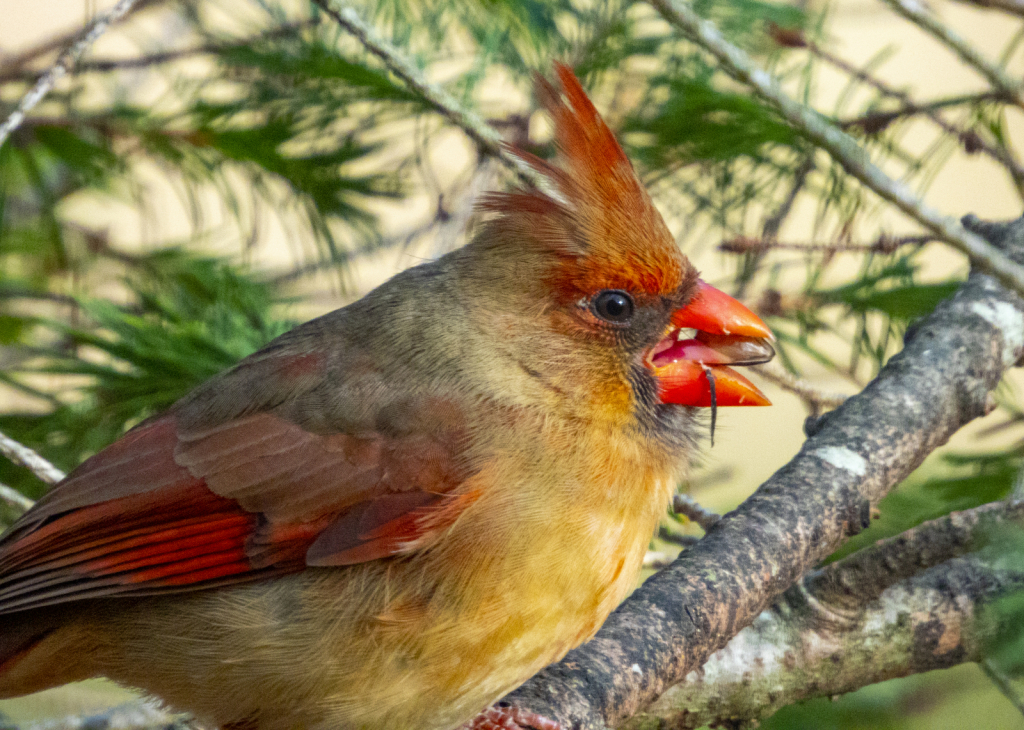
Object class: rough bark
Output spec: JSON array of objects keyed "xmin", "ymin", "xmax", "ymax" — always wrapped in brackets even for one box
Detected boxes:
[{"xmin": 627, "ymin": 500, "xmax": 1024, "ymax": 728}]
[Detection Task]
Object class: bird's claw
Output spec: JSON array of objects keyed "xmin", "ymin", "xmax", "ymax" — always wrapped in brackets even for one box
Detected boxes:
[{"xmin": 461, "ymin": 704, "xmax": 563, "ymax": 730}]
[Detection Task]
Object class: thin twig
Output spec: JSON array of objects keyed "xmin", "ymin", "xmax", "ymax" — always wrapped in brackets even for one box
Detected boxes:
[
  {"xmin": 0, "ymin": 0, "xmax": 165, "ymax": 77},
  {"xmin": 0, "ymin": 0, "xmax": 142, "ymax": 151},
  {"xmin": 982, "ymin": 658, "xmax": 1024, "ymax": 719},
  {"xmin": 953, "ymin": 0, "xmax": 1024, "ymax": 18},
  {"xmin": 804, "ymin": 38, "xmax": 1024, "ymax": 193},
  {"xmin": 309, "ymin": 0, "xmax": 539, "ymax": 188},
  {"xmin": 0, "ymin": 20, "xmax": 321, "ymax": 84},
  {"xmin": 838, "ymin": 91, "xmax": 1004, "ymax": 130},
  {"xmin": 751, "ymin": 362, "xmax": 849, "ymax": 411},
  {"xmin": 648, "ymin": 0, "xmax": 1024, "ymax": 300},
  {"xmin": 0, "ymin": 430, "xmax": 64, "ymax": 485},
  {"xmin": 657, "ymin": 526, "xmax": 701, "ymax": 548},
  {"xmin": 0, "ymin": 483, "xmax": 35, "ymax": 514},
  {"xmin": 881, "ymin": 0, "xmax": 1024, "ymax": 109},
  {"xmin": 734, "ymin": 154, "xmax": 816, "ymax": 299},
  {"xmin": 720, "ymin": 233, "xmax": 933, "ymax": 254},
  {"xmin": 672, "ymin": 493, "xmax": 721, "ymax": 531},
  {"xmin": 762, "ymin": 156, "xmax": 814, "ymax": 242}
]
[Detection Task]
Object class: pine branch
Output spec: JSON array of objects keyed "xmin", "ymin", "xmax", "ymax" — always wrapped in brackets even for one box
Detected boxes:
[
  {"xmin": 837, "ymin": 91, "xmax": 1004, "ymax": 130},
  {"xmin": 720, "ymin": 232, "xmax": 932, "ymax": 254},
  {"xmin": 881, "ymin": 0, "xmax": 1024, "ymax": 108},
  {"xmin": 647, "ymin": 0, "xmax": 1024, "ymax": 301},
  {"xmin": 309, "ymin": 0, "xmax": 540, "ymax": 188},
  {"xmin": 800, "ymin": 37, "xmax": 1024, "ymax": 194},
  {"xmin": 0, "ymin": 483, "xmax": 35, "ymax": 514},
  {"xmin": 952, "ymin": 0, "xmax": 1024, "ymax": 17},
  {"xmin": 0, "ymin": 0, "xmax": 142, "ymax": 150},
  {"xmin": 0, "ymin": 429, "xmax": 65, "ymax": 485},
  {"xmin": 982, "ymin": 658, "xmax": 1024, "ymax": 719},
  {"xmin": 0, "ymin": 20, "xmax": 321, "ymax": 84},
  {"xmin": 0, "ymin": 0, "xmax": 168, "ymax": 77}
]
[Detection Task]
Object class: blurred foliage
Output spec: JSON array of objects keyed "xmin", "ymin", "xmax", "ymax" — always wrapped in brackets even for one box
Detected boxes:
[
  {"xmin": 0, "ymin": 249, "xmax": 293, "ymax": 498},
  {"xmin": 2, "ymin": 0, "xmax": 1024, "ymax": 727}
]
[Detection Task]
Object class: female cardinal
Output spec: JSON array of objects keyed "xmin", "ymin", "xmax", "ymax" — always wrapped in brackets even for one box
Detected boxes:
[{"xmin": 0, "ymin": 65, "xmax": 773, "ymax": 730}]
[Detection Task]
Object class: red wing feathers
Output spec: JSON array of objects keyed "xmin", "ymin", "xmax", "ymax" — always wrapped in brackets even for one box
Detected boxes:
[{"xmin": 0, "ymin": 401, "xmax": 473, "ymax": 613}]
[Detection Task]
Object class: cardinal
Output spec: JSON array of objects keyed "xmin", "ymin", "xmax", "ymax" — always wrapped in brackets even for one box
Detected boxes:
[{"xmin": 0, "ymin": 65, "xmax": 773, "ymax": 730}]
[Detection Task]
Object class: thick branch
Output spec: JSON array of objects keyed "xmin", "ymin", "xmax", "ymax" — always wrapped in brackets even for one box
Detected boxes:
[
  {"xmin": 648, "ymin": 0, "xmax": 1024, "ymax": 300},
  {"xmin": 631, "ymin": 499, "xmax": 1024, "ymax": 726},
  {"xmin": 635, "ymin": 554, "xmax": 1024, "ymax": 728},
  {"xmin": 500, "ymin": 215, "xmax": 1024, "ymax": 727}
]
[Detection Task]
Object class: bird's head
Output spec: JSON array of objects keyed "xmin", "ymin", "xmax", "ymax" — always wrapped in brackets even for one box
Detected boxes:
[{"xmin": 462, "ymin": 64, "xmax": 773, "ymax": 425}]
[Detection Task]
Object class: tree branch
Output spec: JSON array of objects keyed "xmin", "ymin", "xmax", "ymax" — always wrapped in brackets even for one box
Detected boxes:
[
  {"xmin": 0, "ymin": 20, "xmax": 321, "ymax": 84},
  {"xmin": 837, "ymin": 91, "xmax": 1004, "ymax": 131},
  {"xmin": 804, "ymin": 499, "xmax": 1024, "ymax": 609},
  {"xmin": 0, "ymin": 483, "xmax": 35, "ymax": 514},
  {"xmin": 798, "ymin": 32, "xmax": 1024, "ymax": 194},
  {"xmin": 635, "ymin": 554, "xmax": 1024, "ymax": 728},
  {"xmin": 308, "ymin": 0, "xmax": 540, "ymax": 188},
  {"xmin": 0, "ymin": 0, "xmax": 168, "ymax": 78},
  {"xmin": 0, "ymin": 429, "xmax": 64, "ymax": 485},
  {"xmin": 750, "ymin": 362, "xmax": 849, "ymax": 412},
  {"xmin": 497, "ymin": 214, "xmax": 1024, "ymax": 727},
  {"xmin": 880, "ymin": 0, "xmax": 1024, "ymax": 109},
  {"xmin": 952, "ymin": 0, "xmax": 1024, "ymax": 18},
  {"xmin": 720, "ymin": 232, "xmax": 933, "ymax": 254},
  {"xmin": 647, "ymin": 0, "xmax": 1024, "ymax": 300},
  {"xmin": 629, "ymin": 499, "xmax": 1024, "ymax": 726},
  {"xmin": 0, "ymin": 0, "xmax": 142, "ymax": 150}
]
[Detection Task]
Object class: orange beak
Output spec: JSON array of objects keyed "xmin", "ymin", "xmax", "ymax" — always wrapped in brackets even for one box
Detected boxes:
[{"xmin": 650, "ymin": 281, "xmax": 774, "ymax": 407}]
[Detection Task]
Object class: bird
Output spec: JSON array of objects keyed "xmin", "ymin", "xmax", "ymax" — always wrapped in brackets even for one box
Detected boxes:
[{"xmin": 0, "ymin": 64, "xmax": 773, "ymax": 730}]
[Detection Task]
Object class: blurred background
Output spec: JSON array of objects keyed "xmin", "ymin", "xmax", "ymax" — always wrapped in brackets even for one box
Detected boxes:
[{"xmin": 2, "ymin": 0, "xmax": 1024, "ymax": 727}]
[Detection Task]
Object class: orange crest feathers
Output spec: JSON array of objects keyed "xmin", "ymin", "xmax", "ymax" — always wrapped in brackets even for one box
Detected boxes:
[{"xmin": 481, "ymin": 63, "xmax": 690, "ymax": 302}]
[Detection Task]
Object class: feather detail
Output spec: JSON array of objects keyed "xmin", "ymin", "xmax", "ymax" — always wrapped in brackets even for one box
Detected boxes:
[
  {"xmin": 0, "ymin": 395, "xmax": 475, "ymax": 611},
  {"xmin": 480, "ymin": 63, "xmax": 693, "ymax": 302}
]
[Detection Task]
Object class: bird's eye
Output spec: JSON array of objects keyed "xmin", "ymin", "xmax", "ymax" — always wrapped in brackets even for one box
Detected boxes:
[{"xmin": 591, "ymin": 290, "xmax": 635, "ymax": 324}]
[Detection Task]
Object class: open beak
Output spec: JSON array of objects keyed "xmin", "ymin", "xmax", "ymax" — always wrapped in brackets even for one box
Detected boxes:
[{"xmin": 649, "ymin": 281, "xmax": 774, "ymax": 407}]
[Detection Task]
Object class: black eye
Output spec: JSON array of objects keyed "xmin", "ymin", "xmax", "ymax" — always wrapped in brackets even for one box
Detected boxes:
[{"xmin": 591, "ymin": 290, "xmax": 635, "ymax": 324}]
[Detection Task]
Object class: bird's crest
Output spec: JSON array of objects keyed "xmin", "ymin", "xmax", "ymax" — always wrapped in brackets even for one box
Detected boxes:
[{"xmin": 481, "ymin": 63, "xmax": 690, "ymax": 302}]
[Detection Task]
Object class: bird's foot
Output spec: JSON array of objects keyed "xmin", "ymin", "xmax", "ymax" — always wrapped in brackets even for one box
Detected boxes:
[{"xmin": 461, "ymin": 704, "xmax": 563, "ymax": 730}]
